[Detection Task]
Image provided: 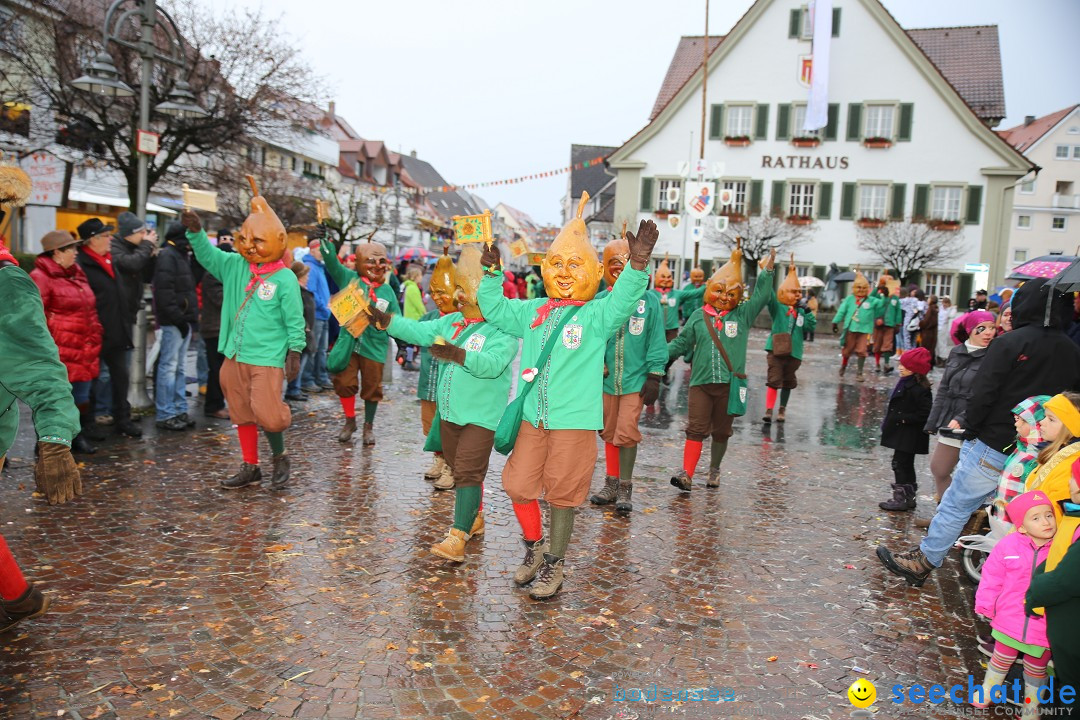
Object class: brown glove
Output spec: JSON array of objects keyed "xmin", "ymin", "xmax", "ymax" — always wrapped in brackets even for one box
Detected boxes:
[
  {"xmin": 285, "ymin": 350, "xmax": 301, "ymax": 382},
  {"xmin": 640, "ymin": 374, "xmax": 662, "ymax": 406},
  {"xmin": 35, "ymin": 442, "xmax": 81, "ymax": 505},
  {"xmin": 365, "ymin": 304, "xmax": 392, "ymax": 330},
  {"xmin": 626, "ymin": 220, "xmax": 659, "ymax": 270},
  {"xmin": 429, "ymin": 342, "xmax": 466, "ymax": 366},
  {"xmin": 481, "ymin": 243, "xmax": 501, "ymax": 272},
  {"xmin": 180, "ymin": 210, "xmax": 202, "ymax": 233}
]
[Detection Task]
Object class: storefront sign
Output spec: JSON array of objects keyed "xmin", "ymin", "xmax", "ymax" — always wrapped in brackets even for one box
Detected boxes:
[
  {"xmin": 19, "ymin": 151, "xmax": 69, "ymax": 206},
  {"xmin": 761, "ymin": 155, "xmax": 849, "ymax": 170}
]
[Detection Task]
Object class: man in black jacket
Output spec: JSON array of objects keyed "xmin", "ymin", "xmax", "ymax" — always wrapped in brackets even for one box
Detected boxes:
[
  {"xmin": 151, "ymin": 222, "xmax": 198, "ymax": 431},
  {"xmin": 76, "ymin": 218, "xmax": 142, "ymax": 438},
  {"xmin": 878, "ymin": 278, "xmax": 1080, "ymax": 586}
]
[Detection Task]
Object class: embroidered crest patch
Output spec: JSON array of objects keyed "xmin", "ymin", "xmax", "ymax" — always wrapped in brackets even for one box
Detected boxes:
[
  {"xmin": 796, "ymin": 315, "xmax": 804, "ymax": 327},
  {"xmin": 562, "ymin": 323, "xmax": 583, "ymax": 350},
  {"xmin": 667, "ymin": 297, "xmax": 677, "ymax": 307},
  {"xmin": 637, "ymin": 299, "xmax": 647, "ymax": 314},
  {"xmin": 257, "ymin": 281, "xmax": 277, "ymax": 301},
  {"xmin": 375, "ymin": 298, "xmax": 389, "ymax": 312},
  {"xmin": 628, "ymin": 317, "xmax": 645, "ymax": 335},
  {"xmin": 739, "ymin": 386, "xmax": 748, "ymax": 403},
  {"xmin": 464, "ymin": 334, "xmax": 486, "ymax": 352},
  {"xmin": 724, "ymin": 320, "xmax": 738, "ymax": 338}
]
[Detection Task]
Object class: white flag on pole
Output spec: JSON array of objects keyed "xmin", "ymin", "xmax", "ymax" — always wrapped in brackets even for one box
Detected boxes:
[{"xmin": 804, "ymin": 0, "xmax": 832, "ymax": 132}]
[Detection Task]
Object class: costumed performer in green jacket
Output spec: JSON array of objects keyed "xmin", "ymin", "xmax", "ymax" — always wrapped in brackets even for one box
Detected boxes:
[
  {"xmin": 418, "ymin": 248, "xmax": 458, "ymax": 489},
  {"xmin": 832, "ymin": 269, "xmax": 879, "ymax": 382},
  {"xmin": 872, "ymin": 275, "xmax": 902, "ymax": 374},
  {"xmin": 762, "ymin": 255, "xmax": 816, "ymax": 424}
]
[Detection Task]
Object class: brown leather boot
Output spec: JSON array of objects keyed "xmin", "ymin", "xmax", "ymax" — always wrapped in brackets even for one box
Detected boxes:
[
  {"xmin": 430, "ymin": 528, "xmax": 468, "ymax": 563},
  {"xmin": 468, "ymin": 510, "xmax": 484, "ymax": 538},
  {"xmin": 0, "ymin": 584, "xmax": 49, "ymax": 633},
  {"xmin": 876, "ymin": 545, "xmax": 934, "ymax": 587},
  {"xmin": 220, "ymin": 463, "xmax": 261, "ymax": 489},
  {"xmin": 590, "ymin": 475, "xmax": 619, "ymax": 505},
  {"xmin": 269, "ymin": 454, "xmax": 291, "ymax": 490},
  {"xmin": 362, "ymin": 423, "xmax": 375, "ymax": 446},
  {"xmin": 706, "ymin": 468, "xmax": 721, "ymax": 488},
  {"xmin": 670, "ymin": 469, "xmax": 692, "ymax": 492},
  {"xmin": 338, "ymin": 417, "xmax": 357, "ymax": 443},
  {"xmin": 615, "ymin": 482, "xmax": 633, "ymax": 515},
  {"xmin": 776, "ymin": 406, "xmax": 787, "ymax": 423}
]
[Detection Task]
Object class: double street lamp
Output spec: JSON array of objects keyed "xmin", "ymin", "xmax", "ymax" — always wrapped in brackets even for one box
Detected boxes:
[{"xmin": 70, "ymin": 0, "xmax": 209, "ymax": 409}]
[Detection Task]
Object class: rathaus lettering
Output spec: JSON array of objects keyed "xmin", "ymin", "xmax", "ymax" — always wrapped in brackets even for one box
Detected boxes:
[{"xmin": 761, "ymin": 156, "xmax": 850, "ymax": 169}]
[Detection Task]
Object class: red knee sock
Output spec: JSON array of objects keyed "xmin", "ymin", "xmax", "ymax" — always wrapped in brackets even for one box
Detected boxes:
[
  {"xmin": 874, "ymin": 352, "xmax": 881, "ymax": 367},
  {"xmin": 766, "ymin": 387, "xmax": 778, "ymax": 410},
  {"xmin": 513, "ymin": 500, "xmax": 543, "ymax": 541},
  {"xmin": 0, "ymin": 535, "xmax": 29, "ymax": 601},
  {"xmin": 683, "ymin": 439, "xmax": 704, "ymax": 478},
  {"xmin": 340, "ymin": 396, "xmax": 356, "ymax": 418},
  {"xmin": 237, "ymin": 423, "xmax": 259, "ymax": 465},
  {"xmin": 841, "ymin": 356, "xmax": 850, "ymax": 369},
  {"xmin": 604, "ymin": 442, "xmax": 620, "ymax": 476}
]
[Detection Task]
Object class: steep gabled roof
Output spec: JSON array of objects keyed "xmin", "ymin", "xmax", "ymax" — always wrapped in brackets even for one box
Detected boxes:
[
  {"xmin": 650, "ymin": 36, "xmax": 724, "ymax": 121},
  {"xmin": 570, "ymin": 144, "xmax": 617, "ymax": 198},
  {"xmin": 906, "ymin": 25, "xmax": 1006, "ymax": 124},
  {"xmin": 997, "ymin": 105, "xmax": 1080, "ymax": 153}
]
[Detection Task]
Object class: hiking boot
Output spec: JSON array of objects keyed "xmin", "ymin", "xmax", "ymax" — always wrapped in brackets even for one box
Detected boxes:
[
  {"xmin": 180, "ymin": 413, "xmax": 196, "ymax": 428},
  {"xmin": 220, "ymin": 463, "xmax": 262, "ymax": 490},
  {"xmin": 424, "ymin": 455, "xmax": 445, "ymax": 480},
  {"xmin": 776, "ymin": 406, "xmax": 787, "ymax": 423},
  {"xmin": 762, "ymin": 408, "xmax": 773, "ymax": 424},
  {"xmin": 434, "ymin": 464, "xmax": 455, "ymax": 490},
  {"xmin": 879, "ymin": 483, "xmax": 916, "ymax": 511},
  {"xmin": 430, "ymin": 528, "xmax": 468, "ymax": 563},
  {"xmin": 115, "ymin": 419, "xmax": 143, "ymax": 438},
  {"xmin": 590, "ymin": 475, "xmax": 619, "ymax": 505},
  {"xmin": 838, "ymin": 365, "xmax": 847, "ymax": 378},
  {"xmin": 876, "ymin": 545, "xmax": 934, "ymax": 587},
  {"xmin": 80, "ymin": 419, "xmax": 108, "ymax": 442},
  {"xmin": 0, "ymin": 585, "xmax": 49, "ymax": 633},
  {"xmin": 883, "ymin": 364, "xmax": 894, "ymax": 375},
  {"xmin": 914, "ymin": 516, "xmax": 932, "ymax": 529},
  {"xmin": 72, "ymin": 433, "xmax": 97, "ymax": 455},
  {"xmin": 513, "ymin": 537, "xmax": 548, "ymax": 586},
  {"xmin": 706, "ymin": 468, "xmax": 721, "ymax": 488},
  {"xmin": 156, "ymin": 416, "xmax": 187, "ymax": 431},
  {"xmin": 615, "ymin": 482, "xmax": 633, "ymax": 515},
  {"xmin": 338, "ymin": 417, "xmax": 357, "ymax": 443},
  {"xmin": 468, "ymin": 510, "xmax": 484, "ymax": 538},
  {"xmin": 528, "ymin": 554, "xmax": 565, "ymax": 600},
  {"xmin": 269, "ymin": 453, "xmax": 291, "ymax": 490},
  {"xmin": 856, "ymin": 371, "xmax": 866, "ymax": 383},
  {"xmin": 284, "ymin": 392, "xmax": 308, "ymax": 402},
  {"xmin": 670, "ymin": 469, "xmax": 692, "ymax": 492},
  {"xmin": 362, "ymin": 422, "xmax": 376, "ymax": 446}
]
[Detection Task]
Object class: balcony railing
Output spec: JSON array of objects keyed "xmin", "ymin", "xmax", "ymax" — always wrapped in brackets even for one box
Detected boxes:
[{"xmin": 1052, "ymin": 193, "xmax": 1079, "ymax": 209}]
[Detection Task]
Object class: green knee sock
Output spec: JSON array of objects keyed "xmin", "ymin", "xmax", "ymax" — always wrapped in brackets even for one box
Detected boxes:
[
  {"xmin": 779, "ymin": 388, "xmax": 791, "ymax": 407},
  {"xmin": 618, "ymin": 445, "xmax": 638, "ymax": 483},
  {"xmin": 364, "ymin": 401, "xmax": 377, "ymax": 424},
  {"xmin": 265, "ymin": 431, "xmax": 285, "ymax": 456},
  {"xmin": 709, "ymin": 440, "xmax": 728, "ymax": 470},
  {"xmin": 548, "ymin": 507, "xmax": 575, "ymax": 559},
  {"xmin": 857, "ymin": 357, "xmax": 866, "ymax": 373},
  {"xmin": 452, "ymin": 486, "xmax": 482, "ymax": 534}
]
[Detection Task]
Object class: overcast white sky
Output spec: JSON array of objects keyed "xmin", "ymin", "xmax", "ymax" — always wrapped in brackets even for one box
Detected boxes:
[{"xmin": 224, "ymin": 0, "xmax": 1079, "ymax": 225}]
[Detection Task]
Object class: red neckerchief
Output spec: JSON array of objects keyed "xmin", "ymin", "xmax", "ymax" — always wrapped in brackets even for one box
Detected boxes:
[
  {"xmin": 0, "ymin": 247, "xmax": 17, "ymax": 266},
  {"xmin": 787, "ymin": 306, "xmax": 798, "ymax": 317},
  {"xmin": 703, "ymin": 304, "xmax": 731, "ymax": 329},
  {"xmin": 82, "ymin": 247, "xmax": 115, "ymax": 278},
  {"xmin": 451, "ymin": 316, "xmax": 484, "ymax": 339},
  {"xmin": 363, "ymin": 277, "xmax": 384, "ymax": 304},
  {"xmin": 530, "ymin": 298, "xmax": 585, "ymax": 328},
  {"xmin": 245, "ymin": 259, "xmax": 287, "ymax": 291}
]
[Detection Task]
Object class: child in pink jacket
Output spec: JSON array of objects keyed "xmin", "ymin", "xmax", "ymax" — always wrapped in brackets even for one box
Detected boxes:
[{"xmin": 973, "ymin": 490, "xmax": 1057, "ymax": 715}]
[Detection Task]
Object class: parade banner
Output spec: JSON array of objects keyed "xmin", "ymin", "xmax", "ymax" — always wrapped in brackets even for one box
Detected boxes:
[
  {"xmin": 510, "ymin": 239, "xmax": 529, "ymax": 257},
  {"xmin": 453, "ymin": 210, "xmax": 493, "ymax": 244},
  {"xmin": 684, "ymin": 181, "xmax": 716, "ymax": 219}
]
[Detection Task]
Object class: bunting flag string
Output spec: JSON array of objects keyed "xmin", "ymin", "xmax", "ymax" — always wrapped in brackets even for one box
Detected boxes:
[{"xmin": 363, "ymin": 155, "xmax": 609, "ymax": 196}]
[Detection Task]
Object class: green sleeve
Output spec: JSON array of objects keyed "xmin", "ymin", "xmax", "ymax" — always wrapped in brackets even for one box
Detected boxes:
[
  {"xmin": 834, "ymin": 296, "xmax": 852, "ymax": 328},
  {"xmin": 668, "ymin": 318, "xmax": 697, "ymax": 359},
  {"xmin": 745, "ymin": 269, "xmax": 775, "ymax": 319},
  {"xmin": 0, "ymin": 268, "xmax": 80, "ymax": 449},
  {"xmin": 1027, "ymin": 542, "xmax": 1080, "ymax": 608},
  {"xmin": 187, "ymin": 229, "xmax": 230, "ymax": 279},
  {"xmin": 463, "ymin": 330, "xmax": 517, "ymax": 379},
  {"xmin": 478, "ymin": 271, "xmax": 528, "ymax": 338},
  {"xmin": 320, "ymin": 239, "xmax": 358, "ymax": 289},
  {"xmin": 802, "ymin": 307, "xmax": 817, "ymax": 332},
  {"xmin": 595, "ymin": 268, "xmax": 649, "ymax": 338},
  {"xmin": 387, "ymin": 313, "xmax": 447, "ymax": 347},
  {"xmin": 766, "ymin": 292, "xmax": 782, "ymax": 321},
  {"xmin": 645, "ymin": 294, "xmax": 668, "ymax": 375}
]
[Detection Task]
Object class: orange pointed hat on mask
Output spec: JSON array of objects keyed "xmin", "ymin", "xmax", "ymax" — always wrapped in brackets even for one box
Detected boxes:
[
  {"xmin": 777, "ymin": 254, "xmax": 801, "ymax": 305},
  {"xmin": 711, "ymin": 237, "xmax": 743, "ymax": 288},
  {"xmin": 237, "ymin": 176, "xmax": 288, "ymax": 264},
  {"xmin": 852, "ymin": 266, "xmax": 870, "ymax": 295},
  {"xmin": 430, "ymin": 245, "xmax": 456, "ymax": 298}
]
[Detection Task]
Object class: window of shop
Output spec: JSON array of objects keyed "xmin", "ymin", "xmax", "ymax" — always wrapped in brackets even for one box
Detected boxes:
[{"xmin": 923, "ymin": 273, "xmax": 953, "ymax": 299}]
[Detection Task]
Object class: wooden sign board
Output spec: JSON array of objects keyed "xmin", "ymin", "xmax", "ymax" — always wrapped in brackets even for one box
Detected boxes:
[
  {"xmin": 182, "ymin": 184, "xmax": 218, "ymax": 213},
  {"xmin": 329, "ymin": 279, "xmax": 372, "ymax": 338},
  {"xmin": 526, "ymin": 252, "xmax": 545, "ymax": 266},
  {"xmin": 509, "ymin": 239, "xmax": 528, "ymax": 257},
  {"xmin": 453, "ymin": 210, "xmax": 493, "ymax": 244}
]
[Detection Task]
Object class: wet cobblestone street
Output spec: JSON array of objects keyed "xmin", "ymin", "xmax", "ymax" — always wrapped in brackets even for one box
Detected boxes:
[{"xmin": 0, "ymin": 330, "xmax": 991, "ymax": 719}]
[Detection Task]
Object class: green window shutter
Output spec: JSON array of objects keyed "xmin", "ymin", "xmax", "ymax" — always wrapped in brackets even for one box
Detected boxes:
[
  {"xmin": 771, "ymin": 181, "xmax": 786, "ymax": 216},
  {"xmin": 840, "ymin": 182, "xmax": 856, "ymax": 220},
  {"xmin": 817, "ymin": 182, "xmax": 833, "ymax": 219},
  {"xmin": 776, "ymin": 104, "xmax": 791, "ymax": 141},
  {"xmin": 709, "ymin": 104, "xmax": 724, "ymax": 140},
  {"xmin": 640, "ymin": 177, "xmax": 654, "ymax": 212},
  {"xmin": 749, "ymin": 180, "xmax": 764, "ymax": 215},
  {"xmin": 898, "ymin": 103, "xmax": 914, "ymax": 141},
  {"xmin": 890, "ymin": 183, "xmax": 906, "ymax": 220},
  {"xmin": 832, "ymin": 7, "xmax": 841, "ymax": 36},
  {"xmin": 825, "ymin": 103, "xmax": 839, "ymax": 141},
  {"xmin": 846, "ymin": 103, "xmax": 863, "ymax": 141},
  {"xmin": 789, "ymin": 9, "xmax": 801, "ymax": 38},
  {"xmin": 755, "ymin": 104, "xmax": 770, "ymax": 140},
  {"xmin": 965, "ymin": 185, "xmax": 983, "ymax": 225},
  {"xmin": 913, "ymin": 184, "xmax": 930, "ymax": 220}
]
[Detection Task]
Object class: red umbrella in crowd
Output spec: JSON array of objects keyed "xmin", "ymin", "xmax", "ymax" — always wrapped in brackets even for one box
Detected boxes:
[
  {"xmin": 396, "ymin": 247, "xmax": 436, "ymax": 263},
  {"xmin": 1007, "ymin": 255, "xmax": 1079, "ymax": 281}
]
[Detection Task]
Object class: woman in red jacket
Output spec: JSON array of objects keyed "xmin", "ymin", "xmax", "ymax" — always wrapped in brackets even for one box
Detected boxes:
[{"xmin": 30, "ymin": 231, "xmax": 104, "ymax": 453}]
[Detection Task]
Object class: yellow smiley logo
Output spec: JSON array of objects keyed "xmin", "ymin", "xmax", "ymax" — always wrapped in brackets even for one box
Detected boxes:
[{"xmin": 848, "ymin": 679, "xmax": 876, "ymax": 708}]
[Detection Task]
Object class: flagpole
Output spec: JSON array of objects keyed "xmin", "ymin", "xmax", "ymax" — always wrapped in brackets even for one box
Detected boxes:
[{"xmin": 695, "ymin": 0, "xmax": 709, "ymax": 268}]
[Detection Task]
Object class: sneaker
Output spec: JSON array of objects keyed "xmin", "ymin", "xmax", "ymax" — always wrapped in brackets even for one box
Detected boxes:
[
  {"xmin": 528, "ymin": 554, "xmax": 565, "ymax": 600},
  {"xmin": 434, "ymin": 465, "xmax": 455, "ymax": 490},
  {"xmin": 670, "ymin": 469, "xmax": 692, "ymax": 492},
  {"xmin": 430, "ymin": 528, "xmax": 469, "ymax": 563},
  {"xmin": 180, "ymin": 413, "xmax": 196, "ymax": 428},
  {"xmin": 468, "ymin": 510, "xmax": 484, "ymax": 538},
  {"xmin": 155, "ymin": 416, "xmax": 188, "ymax": 431},
  {"xmin": 220, "ymin": 463, "xmax": 262, "ymax": 490},
  {"xmin": 876, "ymin": 545, "xmax": 934, "ymax": 587},
  {"xmin": 513, "ymin": 537, "xmax": 548, "ymax": 586},
  {"xmin": 424, "ymin": 455, "xmax": 446, "ymax": 480},
  {"xmin": 590, "ymin": 475, "xmax": 619, "ymax": 505},
  {"xmin": 284, "ymin": 392, "xmax": 308, "ymax": 402},
  {"xmin": 0, "ymin": 584, "xmax": 49, "ymax": 633}
]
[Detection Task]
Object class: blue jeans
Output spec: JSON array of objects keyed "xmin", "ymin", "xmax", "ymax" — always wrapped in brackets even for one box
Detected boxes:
[
  {"xmin": 93, "ymin": 347, "xmax": 133, "ymax": 416},
  {"xmin": 302, "ymin": 318, "xmax": 330, "ymax": 387},
  {"xmin": 920, "ymin": 439, "xmax": 1007, "ymax": 566},
  {"xmin": 155, "ymin": 325, "xmax": 191, "ymax": 421},
  {"xmin": 194, "ymin": 333, "xmax": 208, "ymax": 387},
  {"xmin": 71, "ymin": 380, "xmax": 92, "ymax": 406},
  {"xmin": 286, "ymin": 353, "xmax": 309, "ymax": 396}
]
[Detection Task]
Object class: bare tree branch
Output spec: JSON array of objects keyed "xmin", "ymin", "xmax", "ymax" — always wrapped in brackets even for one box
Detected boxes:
[
  {"xmin": 856, "ymin": 218, "xmax": 968, "ymax": 283},
  {"xmin": 702, "ymin": 212, "xmax": 815, "ymax": 279}
]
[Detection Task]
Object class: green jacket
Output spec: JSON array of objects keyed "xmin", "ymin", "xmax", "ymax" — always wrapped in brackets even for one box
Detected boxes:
[
  {"xmin": 833, "ymin": 294, "xmax": 879, "ymax": 334},
  {"xmin": 388, "ymin": 313, "xmax": 516, "ymax": 431},
  {"xmin": 667, "ymin": 270, "xmax": 774, "ymax": 387},
  {"xmin": 479, "ymin": 267, "xmax": 649, "ymax": 430},
  {"xmin": 188, "ymin": 230, "xmax": 305, "ymax": 367},
  {"xmin": 764, "ymin": 295, "xmax": 817, "ymax": 360},
  {"xmin": 0, "ymin": 264, "xmax": 80, "ymax": 454},
  {"xmin": 416, "ymin": 309, "xmax": 442, "ymax": 401},
  {"xmin": 323, "ymin": 250, "xmax": 401, "ymax": 363},
  {"xmin": 678, "ymin": 283, "xmax": 707, "ymax": 321},
  {"xmin": 403, "ymin": 279, "xmax": 425, "ymax": 320},
  {"xmin": 653, "ymin": 289, "xmax": 682, "ymax": 331},
  {"xmin": 880, "ymin": 293, "xmax": 903, "ymax": 327},
  {"xmin": 597, "ymin": 288, "xmax": 668, "ymax": 395}
]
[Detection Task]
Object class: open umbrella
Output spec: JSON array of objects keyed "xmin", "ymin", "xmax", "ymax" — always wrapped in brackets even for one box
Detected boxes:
[
  {"xmin": 396, "ymin": 247, "xmax": 436, "ymax": 263},
  {"xmin": 1043, "ymin": 257, "xmax": 1080, "ymax": 326},
  {"xmin": 798, "ymin": 276, "xmax": 825, "ymax": 288},
  {"xmin": 831, "ymin": 271, "xmax": 857, "ymax": 282},
  {"xmin": 1007, "ymin": 255, "xmax": 1079, "ymax": 281}
]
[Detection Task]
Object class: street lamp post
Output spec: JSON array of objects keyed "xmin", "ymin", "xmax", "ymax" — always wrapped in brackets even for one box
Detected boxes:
[{"xmin": 71, "ymin": 0, "xmax": 208, "ymax": 411}]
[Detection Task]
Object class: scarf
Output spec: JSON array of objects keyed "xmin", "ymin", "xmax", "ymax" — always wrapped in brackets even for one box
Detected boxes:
[
  {"xmin": 245, "ymin": 259, "xmax": 288, "ymax": 292},
  {"xmin": 450, "ymin": 316, "xmax": 483, "ymax": 340},
  {"xmin": 0, "ymin": 246, "xmax": 18, "ymax": 266},
  {"xmin": 702, "ymin": 304, "xmax": 731, "ymax": 329},
  {"xmin": 531, "ymin": 299, "xmax": 585, "ymax": 329},
  {"xmin": 364, "ymin": 277, "xmax": 384, "ymax": 304},
  {"xmin": 82, "ymin": 247, "xmax": 115, "ymax": 278}
]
